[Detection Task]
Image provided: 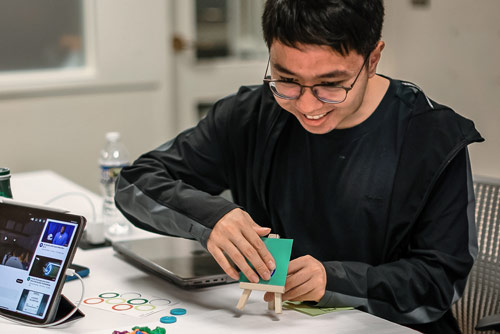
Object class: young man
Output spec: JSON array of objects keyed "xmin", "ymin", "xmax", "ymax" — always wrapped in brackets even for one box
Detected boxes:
[{"xmin": 115, "ymin": 1, "xmax": 483, "ymax": 332}]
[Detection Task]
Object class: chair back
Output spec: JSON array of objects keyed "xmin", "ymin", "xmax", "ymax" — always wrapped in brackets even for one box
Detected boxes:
[{"xmin": 453, "ymin": 177, "xmax": 500, "ymax": 334}]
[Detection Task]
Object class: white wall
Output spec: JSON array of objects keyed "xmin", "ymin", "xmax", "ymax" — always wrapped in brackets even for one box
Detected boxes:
[
  {"xmin": 0, "ymin": 0, "xmax": 174, "ymax": 194},
  {"xmin": 380, "ymin": 0, "xmax": 500, "ymax": 179}
]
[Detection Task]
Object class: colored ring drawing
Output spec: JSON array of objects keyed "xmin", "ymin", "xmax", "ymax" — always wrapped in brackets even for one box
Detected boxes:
[
  {"xmin": 112, "ymin": 303, "xmax": 134, "ymax": 311},
  {"xmin": 127, "ymin": 298, "xmax": 149, "ymax": 305},
  {"xmin": 99, "ymin": 292, "xmax": 120, "ymax": 298},
  {"xmin": 105, "ymin": 298, "xmax": 126, "ymax": 305},
  {"xmin": 83, "ymin": 298, "xmax": 104, "ymax": 305},
  {"xmin": 134, "ymin": 304, "xmax": 156, "ymax": 311},
  {"xmin": 120, "ymin": 292, "xmax": 142, "ymax": 299},
  {"xmin": 149, "ymin": 298, "xmax": 172, "ymax": 306}
]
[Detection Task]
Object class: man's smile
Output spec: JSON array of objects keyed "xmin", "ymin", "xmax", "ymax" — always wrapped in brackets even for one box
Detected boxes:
[{"xmin": 303, "ymin": 110, "xmax": 332, "ymax": 120}]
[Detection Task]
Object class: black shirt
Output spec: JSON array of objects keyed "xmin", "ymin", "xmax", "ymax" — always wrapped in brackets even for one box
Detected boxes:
[{"xmin": 269, "ymin": 79, "xmax": 408, "ymax": 262}]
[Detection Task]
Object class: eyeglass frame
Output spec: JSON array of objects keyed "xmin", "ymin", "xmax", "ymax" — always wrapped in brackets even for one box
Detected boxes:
[{"xmin": 263, "ymin": 54, "xmax": 370, "ymax": 104}]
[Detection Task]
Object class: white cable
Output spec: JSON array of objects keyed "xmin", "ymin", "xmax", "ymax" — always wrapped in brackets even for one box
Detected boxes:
[
  {"xmin": 44, "ymin": 192, "xmax": 97, "ymax": 223},
  {"xmin": 0, "ymin": 271, "xmax": 85, "ymax": 328}
]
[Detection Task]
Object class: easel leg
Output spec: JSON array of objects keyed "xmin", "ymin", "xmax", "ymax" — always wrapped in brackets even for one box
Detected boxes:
[
  {"xmin": 274, "ymin": 292, "xmax": 282, "ymax": 313},
  {"xmin": 237, "ymin": 289, "xmax": 252, "ymax": 310},
  {"xmin": 268, "ymin": 297, "xmax": 275, "ymax": 310}
]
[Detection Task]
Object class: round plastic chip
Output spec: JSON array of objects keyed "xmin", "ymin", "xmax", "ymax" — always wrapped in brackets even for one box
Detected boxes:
[
  {"xmin": 151, "ymin": 327, "xmax": 166, "ymax": 334},
  {"xmin": 170, "ymin": 308, "xmax": 187, "ymax": 316},
  {"xmin": 160, "ymin": 316, "xmax": 177, "ymax": 324}
]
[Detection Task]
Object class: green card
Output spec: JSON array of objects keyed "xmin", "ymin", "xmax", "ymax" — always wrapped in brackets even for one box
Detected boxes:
[
  {"xmin": 239, "ymin": 237, "xmax": 293, "ymax": 286},
  {"xmin": 283, "ymin": 301, "xmax": 354, "ymax": 316}
]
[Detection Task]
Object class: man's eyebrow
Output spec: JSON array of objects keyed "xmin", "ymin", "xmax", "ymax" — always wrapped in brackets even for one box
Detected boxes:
[{"xmin": 272, "ymin": 62, "xmax": 350, "ymax": 79}]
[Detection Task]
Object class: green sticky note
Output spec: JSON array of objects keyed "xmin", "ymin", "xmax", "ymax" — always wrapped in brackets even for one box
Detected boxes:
[
  {"xmin": 239, "ymin": 238, "xmax": 293, "ymax": 286},
  {"xmin": 283, "ymin": 301, "xmax": 354, "ymax": 316}
]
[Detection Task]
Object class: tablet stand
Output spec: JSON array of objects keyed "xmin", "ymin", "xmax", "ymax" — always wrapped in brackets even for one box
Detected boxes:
[{"xmin": 51, "ymin": 294, "xmax": 85, "ymax": 324}]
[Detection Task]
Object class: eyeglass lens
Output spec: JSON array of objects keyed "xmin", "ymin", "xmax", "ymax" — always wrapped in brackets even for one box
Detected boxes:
[{"xmin": 269, "ymin": 81, "xmax": 347, "ymax": 103}]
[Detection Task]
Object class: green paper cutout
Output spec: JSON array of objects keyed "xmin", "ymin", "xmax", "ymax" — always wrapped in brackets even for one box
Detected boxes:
[
  {"xmin": 283, "ymin": 301, "xmax": 354, "ymax": 316},
  {"xmin": 239, "ymin": 238, "xmax": 293, "ymax": 286}
]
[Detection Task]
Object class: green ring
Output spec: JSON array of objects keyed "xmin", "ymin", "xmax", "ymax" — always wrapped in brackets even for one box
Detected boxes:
[
  {"xmin": 99, "ymin": 292, "xmax": 119, "ymax": 298},
  {"xmin": 127, "ymin": 298, "xmax": 149, "ymax": 305}
]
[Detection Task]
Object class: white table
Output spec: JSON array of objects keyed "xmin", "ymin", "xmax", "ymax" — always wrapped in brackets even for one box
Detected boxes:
[{"xmin": 1, "ymin": 171, "xmax": 419, "ymax": 333}]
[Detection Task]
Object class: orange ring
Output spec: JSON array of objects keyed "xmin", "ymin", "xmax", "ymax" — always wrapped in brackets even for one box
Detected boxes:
[
  {"xmin": 112, "ymin": 303, "xmax": 133, "ymax": 311},
  {"xmin": 84, "ymin": 297, "xmax": 104, "ymax": 305}
]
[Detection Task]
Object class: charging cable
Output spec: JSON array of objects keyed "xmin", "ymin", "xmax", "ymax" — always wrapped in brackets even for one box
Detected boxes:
[
  {"xmin": 0, "ymin": 268, "xmax": 85, "ymax": 328},
  {"xmin": 45, "ymin": 192, "xmax": 97, "ymax": 224}
]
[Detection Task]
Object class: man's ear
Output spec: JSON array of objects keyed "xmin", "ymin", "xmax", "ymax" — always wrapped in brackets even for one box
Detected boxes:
[{"xmin": 367, "ymin": 41, "xmax": 385, "ymax": 78}]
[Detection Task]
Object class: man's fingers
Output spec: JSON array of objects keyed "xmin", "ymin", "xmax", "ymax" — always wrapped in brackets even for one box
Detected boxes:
[
  {"xmin": 223, "ymin": 241, "xmax": 260, "ymax": 283},
  {"xmin": 245, "ymin": 227, "xmax": 276, "ymax": 271},
  {"xmin": 208, "ymin": 246, "xmax": 240, "ymax": 280},
  {"xmin": 283, "ymin": 283, "xmax": 316, "ymax": 301},
  {"xmin": 207, "ymin": 208, "xmax": 276, "ymax": 282},
  {"xmin": 286, "ymin": 257, "xmax": 305, "ymax": 275},
  {"xmin": 254, "ymin": 226, "xmax": 271, "ymax": 236},
  {"xmin": 232, "ymin": 235, "xmax": 271, "ymax": 281}
]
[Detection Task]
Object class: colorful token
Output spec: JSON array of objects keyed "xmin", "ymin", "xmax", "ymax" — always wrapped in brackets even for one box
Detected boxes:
[
  {"xmin": 160, "ymin": 316, "xmax": 177, "ymax": 324},
  {"xmin": 151, "ymin": 327, "xmax": 166, "ymax": 334},
  {"xmin": 170, "ymin": 308, "xmax": 186, "ymax": 315},
  {"xmin": 132, "ymin": 326, "xmax": 151, "ymax": 333}
]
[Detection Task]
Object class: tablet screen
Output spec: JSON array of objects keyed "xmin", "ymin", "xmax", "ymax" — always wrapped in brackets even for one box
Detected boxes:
[{"xmin": 0, "ymin": 202, "xmax": 85, "ymax": 324}]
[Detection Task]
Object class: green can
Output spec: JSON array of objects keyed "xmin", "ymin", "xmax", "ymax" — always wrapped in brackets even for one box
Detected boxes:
[{"xmin": 0, "ymin": 167, "xmax": 13, "ymax": 199}]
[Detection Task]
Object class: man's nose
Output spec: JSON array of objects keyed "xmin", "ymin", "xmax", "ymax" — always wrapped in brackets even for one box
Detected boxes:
[{"xmin": 295, "ymin": 87, "xmax": 324, "ymax": 113}]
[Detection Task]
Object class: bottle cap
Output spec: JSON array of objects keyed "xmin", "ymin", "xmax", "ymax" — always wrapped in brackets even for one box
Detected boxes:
[
  {"xmin": 0, "ymin": 167, "xmax": 11, "ymax": 179},
  {"xmin": 105, "ymin": 132, "xmax": 120, "ymax": 142}
]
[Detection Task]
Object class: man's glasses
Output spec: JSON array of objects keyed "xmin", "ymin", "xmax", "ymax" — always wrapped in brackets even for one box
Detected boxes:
[{"xmin": 263, "ymin": 55, "xmax": 369, "ymax": 104}]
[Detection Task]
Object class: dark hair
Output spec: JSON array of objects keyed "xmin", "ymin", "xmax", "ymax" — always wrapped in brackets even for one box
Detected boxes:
[{"xmin": 262, "ymin": 0, "xmax": 384, "ymax": 57}]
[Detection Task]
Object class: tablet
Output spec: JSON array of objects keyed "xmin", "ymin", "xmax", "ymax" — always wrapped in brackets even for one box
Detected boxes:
[{"xmin": 0, "ymin": 200, "xmax": 86, "ymax": 324}]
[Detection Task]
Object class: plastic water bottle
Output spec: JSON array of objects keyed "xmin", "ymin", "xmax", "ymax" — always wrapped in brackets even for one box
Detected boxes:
[
  {"xmin": 99, "ymin": 132, "xmax": 130, "ymax": 236},
  {"xmin": 0, "ymin": 167, "xmax": 13, "ymax": 199}
]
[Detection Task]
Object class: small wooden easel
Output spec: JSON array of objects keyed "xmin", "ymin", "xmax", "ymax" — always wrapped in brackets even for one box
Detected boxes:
[
  {"xmin": 236, "ymin": 234, "xmax": 285, "ymax": 314},
  {"xmin": 236, "ymin": 281, "xmax": 285, "ymax": 313}
]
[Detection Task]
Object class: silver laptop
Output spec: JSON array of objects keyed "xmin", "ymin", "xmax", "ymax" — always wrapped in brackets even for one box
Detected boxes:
[{"xmin": 112, "ymin": 236, "xmax": 236, "ymax": 288}]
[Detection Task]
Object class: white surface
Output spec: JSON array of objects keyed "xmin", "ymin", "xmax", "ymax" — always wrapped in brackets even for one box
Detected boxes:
[
  {"xmin": 1, "ymin": 247, "xmax": 418, "ymax": 334},
  {"xmin": 1, "ymin": 171, "xmax": 419, "ymax": 333}
]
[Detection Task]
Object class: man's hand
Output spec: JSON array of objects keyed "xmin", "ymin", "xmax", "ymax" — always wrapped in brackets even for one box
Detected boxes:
[
  {"xmin": 264, "ymin": 255, "xmax": 326, "ymax": 303},
  {"xmin": 207, "ymin": 208, "xmax": 276, "ymax": 283}
]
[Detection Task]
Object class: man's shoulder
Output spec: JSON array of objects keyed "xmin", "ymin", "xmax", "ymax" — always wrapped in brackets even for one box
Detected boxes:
[
  {"xmin": 387, "ymin": 78, "xmax": 439, "ymax": 112},
  {"xmin": 212, "ymin": 84, "xmax": 281, "ymax": 126},
  {"xmin": 384, "ymin": 76, "xmax": 483, "ymax": 143},
  {"xmin": 217, "ymin": 84, "xmax": 272, "ymax": 110},
  {"xmin": 389, "ymin": 77, "xmax": 461, "ymax": 121}
]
